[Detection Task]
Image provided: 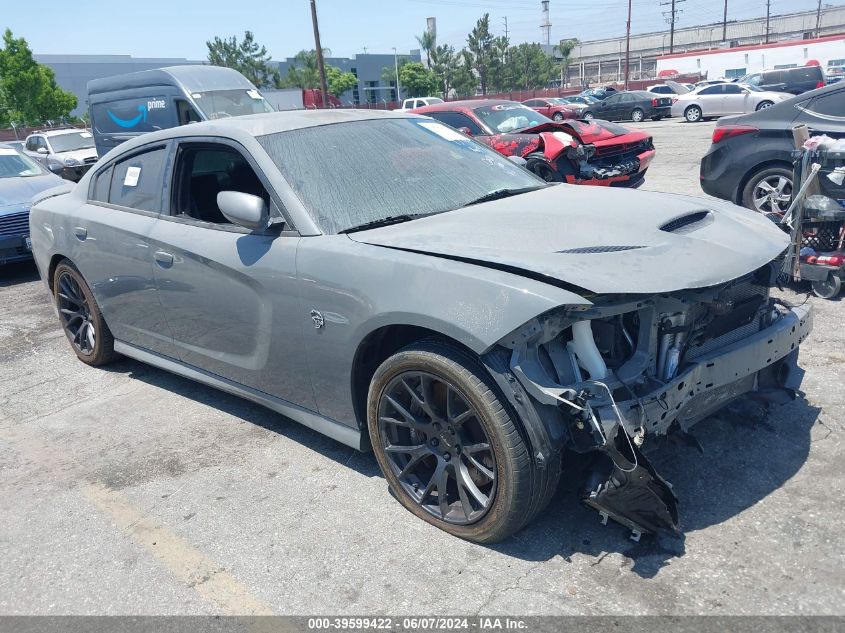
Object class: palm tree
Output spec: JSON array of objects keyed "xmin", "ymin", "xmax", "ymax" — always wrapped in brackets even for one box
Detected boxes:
[{"xmin": 416, "ymin": 31, "xmax": 435, "ymax": 67}]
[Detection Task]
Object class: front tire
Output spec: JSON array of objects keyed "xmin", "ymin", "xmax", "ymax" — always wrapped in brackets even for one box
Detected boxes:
[
  {"xmin": 756, "ymin": 100, "xmax": 774, "ymax": 111},
  {"xmin": 812, "ymin": 273, "xmax": 842, "ymax": 299},
  {"xmin": 553, "ymin": 112, "xmax": 564, "ymax": 122},
  {"xmin": 631, "ymin": 108, "xmax": 645, "ymax": 122},
  {"xmin": 367, "ymin": 340, "xmax": 554, "ymax": 543},
  {"xmin": 583, "ymin": 111, "xmax": 594, "ymax": 119},
  {"xmin": 684, "ymin": 105, "xmax": 702, "ymax": 122},
  {"xmin": 53, "ymin": 261, "xmax": 118, "ymax": 366}
]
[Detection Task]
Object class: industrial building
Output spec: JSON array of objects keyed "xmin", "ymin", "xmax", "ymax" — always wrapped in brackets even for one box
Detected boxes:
[{"xmin": 568, "ymin": 5, "xmax": 845, "ymax": 85}]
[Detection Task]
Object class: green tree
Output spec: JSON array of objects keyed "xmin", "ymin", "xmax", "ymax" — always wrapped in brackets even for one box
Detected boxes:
[
  {"xmin": 451, "ymin": 50, "xmax": 478, "ymax": 98},
  {"xmin": 325, "ymin": 65, "xmax": 357, "ymax": 98},
  {"xmin": 489, "ymin": 35, "xmax": 510, "ymax": 92},
  {"xmin": 0, "ymin": 29, "xmax": 77, "ymax": 127},
  {"xmin": 206, "ymin": 30, "xmax": 279, "ymax": 88},
  {"xmin": 506, "ymin": 43, "xmax": 557, "ymax": 90},
  {"xmin": 285, "ymin": 49, "xmax": 331, "ymax": 89},
  {"xmin": 554, "ymin": 38, "xmax": 580, "ymax": 86},
  {"xmin": 466, "ymin": 14, "xmax": 495, "ymax": 94},
  {"xmin": 431, "ymin": 44, "xmax": 457, "ymax": 97},
  {"xmin": 416, "ymin": 30, "xmax": 435, "ymax": 67},
  {"xmin": 398, "ymin": 62, "xmax": 438, "ymax": 97}
]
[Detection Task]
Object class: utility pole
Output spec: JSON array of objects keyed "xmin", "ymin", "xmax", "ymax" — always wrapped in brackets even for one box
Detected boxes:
[
  {"xmin": 816, "ymin": 0, "xmax": 823, "ymax": 37},
  {"xmin": 722, "ymin": 0, "xmax": 728, "ymax": 41},
  {"xmin": 502, "ymin": 16, "xmax": 509, "ymax": 41},
  {"xmin": 624, "ymin": 0, "xmax": 632, "ymax": 89},
  {"xmin": 765, "ymin": 0, "xmax": 771, "ymax": 43},
  {"xmin": 309, "ymin": 0, "xmax": 330, "ymax": 108},
  {"xmin": 660, "ymin": 0, "xmax": 685, "ymax": 54},
  {"xmin": 392, "ymin": 47, "xmax": 401, "ymax": 103}
]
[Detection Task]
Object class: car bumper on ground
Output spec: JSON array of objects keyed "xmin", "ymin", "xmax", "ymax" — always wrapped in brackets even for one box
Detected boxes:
[{"xmin": 700, "ymin": 141, "xmax": 743, "ymax": 202}]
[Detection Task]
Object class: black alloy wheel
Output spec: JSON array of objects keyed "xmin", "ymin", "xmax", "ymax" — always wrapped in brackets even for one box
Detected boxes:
[
  {"xmin": 53, "ymin": 261, "xmax": 118, "ymax": 366},
  {"xmin": 57, "ymin": 270, "xmax": 96, "ymax": 356},
  {"xmin": 377, "ymin": 370, "xmax": 497, "ymax": 524}
]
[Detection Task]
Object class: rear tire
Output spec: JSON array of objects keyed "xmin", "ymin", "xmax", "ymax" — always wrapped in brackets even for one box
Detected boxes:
[
  {"xmin": 631, "ymin": 108, "xmax": 645, "ymax": 122},
  {"xmin": 53, "ymin": 261, "xmax": 118, "ymax": 366},
  {"xmin": 367, "ymin": 340, "xmax": 557, "ymax": 543},
  {"xmin": 741, "ymin": 165, "xmax": 793, "ymax": 216},
  {"xmin": 684, "ymin": 105, "xmax": 702, "ymax": 122}
]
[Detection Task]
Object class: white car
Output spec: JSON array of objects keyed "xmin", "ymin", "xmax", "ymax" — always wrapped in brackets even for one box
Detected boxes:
[
  {"xmin": 393, "ymin": 97, "xmax": 444, "ymax": 112},
  {"xmin": 671, "ymin": 83, "xmax": 791, "ymax": 122},
  {"xmin": 22, "ymin": 128, "xmax": 98, "ymax": 181}
]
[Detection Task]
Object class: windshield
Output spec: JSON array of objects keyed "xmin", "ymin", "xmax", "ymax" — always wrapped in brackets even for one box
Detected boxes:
[
  {"xmin": 258, "ymin": 118, "xmax": 545, "ymax": 234},
  {"xmin": 49, "ymin": 131, "xmax": 95, "ymax": 153},
  {"xmin": 193, "ymin": 89, "xmax": 275, "ymax": 119},
  {"xmin": 472, "ymin": 103, "xmax": 551, "ymax": 133},
  {"xmin": 0, "ymin": 149, "xmax": 44, "ymax": 178}
]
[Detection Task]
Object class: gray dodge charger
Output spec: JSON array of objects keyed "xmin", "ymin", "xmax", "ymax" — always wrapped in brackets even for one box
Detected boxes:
[{"xmin": 29, "ymin": 110, "xmax": 812, "ymax": 542}]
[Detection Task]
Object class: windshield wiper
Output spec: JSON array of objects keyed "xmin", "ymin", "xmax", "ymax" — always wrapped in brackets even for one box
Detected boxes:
[
  {"xmin": 339, "ymin": 213, "xmax": 432, "ymax": 234},
  {"xmin": 463, "ymin": 186, "xmax": 545, "ymax": 207}
]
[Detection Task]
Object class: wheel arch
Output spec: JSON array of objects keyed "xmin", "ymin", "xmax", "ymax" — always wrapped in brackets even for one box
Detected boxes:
[
  {"xmin": 46, "ymin": 253, "xmax": 71, "ymax": 292},
  {"xmin": 734, "ymin": 159, "xmax": 793, "ymax": 205},
  {"xmin": 350, "ymin": 323, "xmax": 478, "ymax": 442}
]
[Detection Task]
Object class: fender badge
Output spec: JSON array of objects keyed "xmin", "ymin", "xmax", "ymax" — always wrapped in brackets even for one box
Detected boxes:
[{"xmin": 310, "ymin": 310, "xmax": 325, "ymax": 329}]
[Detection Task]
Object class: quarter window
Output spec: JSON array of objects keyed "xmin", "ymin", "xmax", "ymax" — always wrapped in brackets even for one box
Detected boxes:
[{"xmin": 108, "ymin": 146, "xmax": 168, "ymax": 212}]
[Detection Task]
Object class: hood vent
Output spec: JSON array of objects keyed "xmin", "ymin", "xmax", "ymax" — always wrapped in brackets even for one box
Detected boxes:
[
  {"xmin": 557, "ymin": 245, "xmax": 645, "ymax": 254},
  {"xmin": 660, "ymin": 210, "xmax": 712, "ymax": 234}
]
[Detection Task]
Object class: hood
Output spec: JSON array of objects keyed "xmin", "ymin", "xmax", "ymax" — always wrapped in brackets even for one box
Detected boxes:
[
  {"xmin": 517, "ymin": 119, "xmax": 638, "ymax": 144},
  {"xmin": 0, "ymin": 172, "xmax": 65, "ymax": 210},
  {"xmin": 348, "ymin": 185, "xmax": 789, "ymax": 295}
]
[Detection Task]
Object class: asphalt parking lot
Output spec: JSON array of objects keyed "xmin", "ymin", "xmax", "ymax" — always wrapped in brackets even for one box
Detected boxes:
[{"xmin": 1, "ymin": 118, "xmax": 844, "ymax": 616}]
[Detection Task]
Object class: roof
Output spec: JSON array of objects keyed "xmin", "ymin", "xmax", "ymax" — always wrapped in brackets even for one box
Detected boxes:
[
  {"xmin": 87, "ymin": 64, "xmax": 256, "ymax": 96},
  {"xmin": 657, "ymin": 33, "xmax": 845, "ymax": 61},
  {"xmin": 28, "ymin": 128, "xmax": 89, "ymax": 137},
  {"xmin": 414, "ymin": 99, "xmax": 518, "ymax": 112}
]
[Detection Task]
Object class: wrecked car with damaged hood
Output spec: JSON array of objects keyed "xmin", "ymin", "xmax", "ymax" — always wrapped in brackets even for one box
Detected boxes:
[
  {"xmin": 29, "ymin": 110, "xmax": 812, "ymax": 543},
  {"xmin": 412, "ymin": 100, "xmax": 655, "ymax": 188}
]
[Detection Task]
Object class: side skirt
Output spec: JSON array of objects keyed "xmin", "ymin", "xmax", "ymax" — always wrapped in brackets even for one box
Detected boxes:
[{"xmin": 113, "ymin": 340, "xmax": 364, "ymax": 451}]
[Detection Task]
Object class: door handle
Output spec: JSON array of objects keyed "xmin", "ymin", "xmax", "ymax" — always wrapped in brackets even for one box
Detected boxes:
[
  {"xmin": 73, "ymin": 226, "xmax": 87, "ymax": 240},
  {"xmin": 153, "ymin": 250, "xmax": 174, "ymax": 267}
]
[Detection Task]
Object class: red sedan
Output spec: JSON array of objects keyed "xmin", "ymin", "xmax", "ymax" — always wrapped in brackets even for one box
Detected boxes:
[
  {"xmin": 412, "ymin": 100, "xmax": 655, "ymax": 188},
  {"xmin": 522, "ymin": 97, "xmax": 581, "ymax": 121}
]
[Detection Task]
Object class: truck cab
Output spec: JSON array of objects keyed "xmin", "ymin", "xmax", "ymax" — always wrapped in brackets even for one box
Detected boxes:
[
  {"xmin": 394, "ymin": 97, "xmax": 443, "ymax": 112},
  {"xmin": 87, "ymin": 65, "xmax": 274, "ymax": 155}
]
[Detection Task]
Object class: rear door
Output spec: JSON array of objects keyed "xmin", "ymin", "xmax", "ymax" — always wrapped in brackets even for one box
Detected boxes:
[
  {"xmin": 721, "ymin": 83, "xmax": 748, "ymax": 114},
  {"xmin": 69, "ymin": 143, "xmax": 176, "ymax": 357},
  {"xmin": 148, "ymin": 137, "xmax": 314, "ymax": 408},
  {"xmin": 697, "ymin": 84, "xmax": 725, "ymax": 115}
]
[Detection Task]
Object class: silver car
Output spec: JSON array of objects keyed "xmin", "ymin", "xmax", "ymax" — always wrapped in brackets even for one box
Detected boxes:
[
  {"xmin": 23, "ymin": 128, "xmax": 98, "ymax": 181},
  {"xmin": 671, "ymin": 83, "xmax": 791, "ymax": 122},
  {"xmin": 29, "ymin": 110, "xmax": 812, "ymax": 542}
]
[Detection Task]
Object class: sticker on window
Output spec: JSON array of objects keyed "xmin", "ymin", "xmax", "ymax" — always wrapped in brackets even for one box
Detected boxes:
[
  {"xmin": 417, "ymin": 121, "xmax": 469, "ymax": 142},
  {"xmin": 246, "ymin": 89, "xmax": 262, "ymax": 100},
  {"xmin": 123, "ymin": 166, "xmax": 141, "ymax": 187},
  {"xmin": 0, "ymin": 148, "xmax": 18, "ymax": 155}
]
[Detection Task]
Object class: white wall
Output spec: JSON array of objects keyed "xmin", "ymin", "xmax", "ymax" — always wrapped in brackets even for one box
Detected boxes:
[{"xmin": 656, "ymin": 37, "xmax": 845, "ymax": 80}]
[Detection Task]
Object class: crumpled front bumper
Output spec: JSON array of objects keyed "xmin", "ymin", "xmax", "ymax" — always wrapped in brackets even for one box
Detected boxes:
[{"xmin": 594, "ymin": 303, "xmax": 813, "ymax": 438}]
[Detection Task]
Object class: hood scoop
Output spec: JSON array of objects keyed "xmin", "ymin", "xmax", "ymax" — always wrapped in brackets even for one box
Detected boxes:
[
  {"xmin": 557, "ymin": 245, "xmax": 645, "ymax": 254},
  {"xmin": 660, "ymin": 210, "xmax": 712, "ymax": 234}
]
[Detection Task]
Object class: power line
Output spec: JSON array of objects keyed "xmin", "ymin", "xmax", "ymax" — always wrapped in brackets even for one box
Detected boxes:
[{"xmin": 660, "ymin": 0, "xmax": 686, "ymax": 52}]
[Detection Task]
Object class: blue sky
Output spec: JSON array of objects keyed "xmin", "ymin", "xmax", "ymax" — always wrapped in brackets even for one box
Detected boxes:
[{"xmin": 2, "ymin": 0, "xmax": 830, "ymax": 60}]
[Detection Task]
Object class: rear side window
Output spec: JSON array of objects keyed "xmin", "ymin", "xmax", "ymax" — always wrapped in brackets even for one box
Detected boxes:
[
  {"xmin": 789, "ymin": 66, "xmax": 822, "ymax": 82},
  {"xmin": 89, "ymin": 166, "xmax": 113, "ymax": 203},
  {"xmin": 808, "ymin": 90, "xmax": 845, "ymax": 118},
  {"xmin": 108, "ymin": 146, "xmax": 167, "ymax": 212}
]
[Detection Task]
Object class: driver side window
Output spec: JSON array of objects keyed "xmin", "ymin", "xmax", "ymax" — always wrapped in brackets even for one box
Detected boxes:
[{"xmin": 170, "ymin": 143, "xmax": 271, "ymax": 226}]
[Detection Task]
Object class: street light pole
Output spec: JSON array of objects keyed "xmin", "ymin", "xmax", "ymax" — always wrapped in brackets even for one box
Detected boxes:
[
  {"xmin": 624, "ymin": 0, "xmax": 632, "ymax": 89},
  {"xmin": 392, "ymin": 47, "xmax": 401, "ymax": 104}
]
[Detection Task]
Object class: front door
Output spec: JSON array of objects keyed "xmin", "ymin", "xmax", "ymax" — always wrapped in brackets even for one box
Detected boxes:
[{"xmin": 149, "ymin": 139, "xmax": 315, "ymax": 409}]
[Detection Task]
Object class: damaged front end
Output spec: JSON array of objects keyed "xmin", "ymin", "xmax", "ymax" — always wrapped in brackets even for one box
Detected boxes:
[{"xmin": 485, "ymin": 262, "xmax": 812, "ymax": 537}]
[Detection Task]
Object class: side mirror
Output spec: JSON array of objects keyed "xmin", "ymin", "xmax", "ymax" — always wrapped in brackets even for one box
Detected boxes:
[
  {"xmin": 457, "ymin": 127, "xmax": 473, "ymax": 137},
  {"xmin": 507, "ymin": 155, "xmax": 528, "ymax": 168},
  {"xmin": 217, "ymin": 191, "xmax": 268, "ymax": 230},
  {"xmin": 37, "ymin": 147, "xmax": 49, "ymax": 154}
]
